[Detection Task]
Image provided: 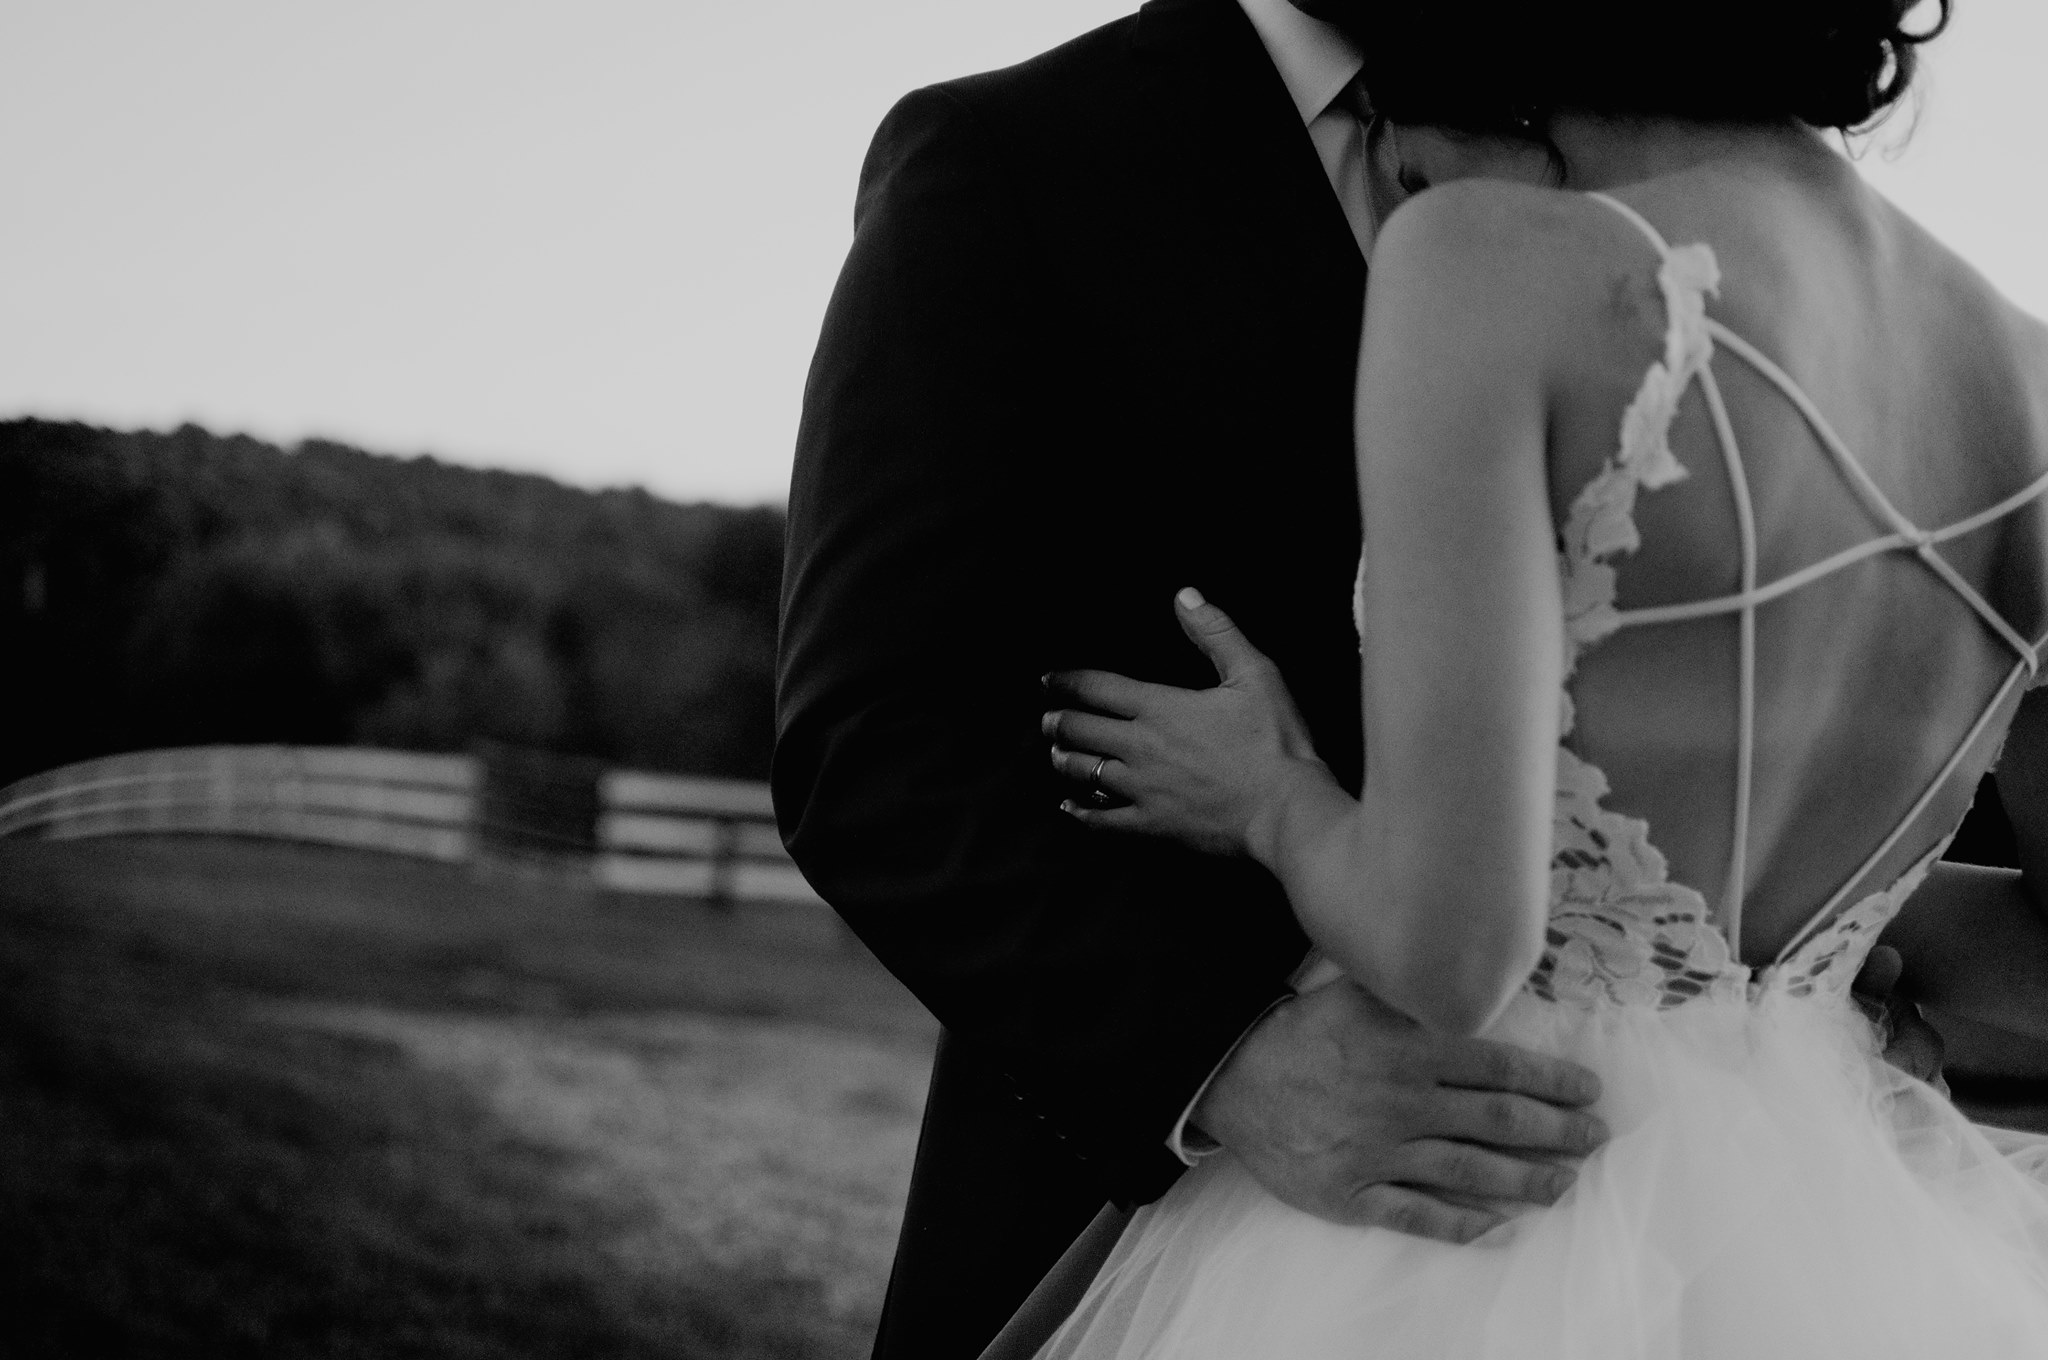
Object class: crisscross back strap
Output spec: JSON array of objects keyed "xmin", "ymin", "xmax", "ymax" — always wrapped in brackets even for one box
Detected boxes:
[
  {"xmin": 1582, "ymin": 189, "xmax": 2048, "ymax": 962},
  {"xmin": 1706, "ymin": 322, "xmax": 2048, "ymax": 672}
]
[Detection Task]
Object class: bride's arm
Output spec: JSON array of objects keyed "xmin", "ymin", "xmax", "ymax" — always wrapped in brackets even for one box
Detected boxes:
[
  {"xmin": 1044, "ymin": 188, "xmax": 1569, "ymax": 1034},
  {"xmin": 1253, "ymin": 190, "xmax": 1563, "ymax": 1035},
  {"xmin": 1884, "ymin": 688, "xmax": 2048, "ymax": 1043},
  {"xmin": 1882, "ymin": 862, "xmax": 2048, "ymax": 1044}
]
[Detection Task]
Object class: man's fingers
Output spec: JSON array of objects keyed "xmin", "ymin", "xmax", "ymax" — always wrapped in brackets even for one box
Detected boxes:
[
  {"xmin": 1048, "ymin": 745, "xmax": 1127, "ymax": 798},
  {"xmin": 1344, "ymin": 1183, "xmax": 1505, "ymax": 1245},
  {"xmin": 1390, "ymin": 1139, "xmax": 1574, "ymax": 1207},
  {"xmin": 1882, "ymin": 997, "xmax": 1947, "ymax": 1087},
  {"xmin": 1173, "ymin": 588, "xmax": 1269, "ymax": 685},
  {"xmin": 1431, "ymin": 1087, "xmax": 1608, "ymax": 1155},
  {"xmin": 1437, "ymin": 1036, "xmax": 1602, "ymax": 1107},
  {"xmin": 1043, "ymin": 668, "xmax": 1156, "ymax": 718},
  {"xmin": 1853, "ymin": 943, "xmax": 1905, "ymax": 999},
  {"xmin": 1059, "ymin": 800, "xmax": 1151, "ymax": 835}
]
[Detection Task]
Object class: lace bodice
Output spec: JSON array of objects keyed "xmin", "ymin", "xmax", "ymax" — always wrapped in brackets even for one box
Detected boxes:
[
  {"xmin": 1349, "ymin": 192, "xmax": 2048, "ymax": 1015},
  {"xmin": 1535, "ymin": 742, "xmax": 1952, "ymax": 1009}
]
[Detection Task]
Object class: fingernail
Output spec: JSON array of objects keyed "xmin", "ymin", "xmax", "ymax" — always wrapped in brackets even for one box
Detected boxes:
[
  {"xmin": 1040, "ymin": 711, "xmax": 1056, "ymax": 737},
  {"xmin": 1584, "ymin": 1117, "xmax": 1610, "ymax": 1149},
  {"xmin": 1040, "ymin": 672, "xmax": 1052, "ymax": 687},
  {"xmin": 1059, "ymin": 799, "xmax": 1078, "ymax": 815},
  {"xmin": 1176, "ymin": 587, "xmax": 1205, "ymax": 610},
  {"xmin": 1547, "ymin": 1169, "xmax": 1575, "ymax": 1201}
]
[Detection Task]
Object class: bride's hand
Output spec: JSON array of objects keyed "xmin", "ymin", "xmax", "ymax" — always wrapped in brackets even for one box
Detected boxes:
[{"xmin": 1044, "ymin": 588, "xmax": 1336, "ymax": 860}]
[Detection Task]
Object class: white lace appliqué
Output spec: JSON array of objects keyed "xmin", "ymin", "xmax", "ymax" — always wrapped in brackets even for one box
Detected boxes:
[
  {"xmin": 1533, "ymin": 238, "xmax": 1759, "ymax": 1010},
  {"xmin": 1559, "ymin": 242, "xmax": 1718, "ymax": 664},
  {"xmin": 1533, "ymin": 747, "xmax": 1747, "ymax": 1008},
  {"xmin": 1756, "ymin": 835, "xmax": 1951, "ymax": 1002}
]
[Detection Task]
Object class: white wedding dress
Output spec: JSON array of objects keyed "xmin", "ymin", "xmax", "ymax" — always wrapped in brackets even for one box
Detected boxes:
[{"xmin": 1038, "ymin": 193, "xmax": 2048, "ymax": 1358}]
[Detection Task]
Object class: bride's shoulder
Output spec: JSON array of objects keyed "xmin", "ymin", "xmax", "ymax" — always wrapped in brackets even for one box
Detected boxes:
[
  {"xmin": 2001, "ymin": 302, "xmax": 2048, "ymax": 477},
  {"xmin": 1975, "ymin": 262, "xmax": 2048, "ymax": 408},
  {"xmin": 1366, "ymin": 182, "xmax": 1643, "ymax": 365},
  {"xmin": 1373, "ymin": 180, "xmax": 1621, "ymax": 284},
  {"xmin": 2000, "ymin": 295, "xmax": 2048, "ymax": 430},
  {"xmin": 1874, "ymin": 196, "xmax": 2048, "ymax": 461}
]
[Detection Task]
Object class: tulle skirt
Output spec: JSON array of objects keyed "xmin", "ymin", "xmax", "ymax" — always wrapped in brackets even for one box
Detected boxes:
[{"xmin": 1040, "ymin": 988, "xmax": 2048, "ymax": 1359}]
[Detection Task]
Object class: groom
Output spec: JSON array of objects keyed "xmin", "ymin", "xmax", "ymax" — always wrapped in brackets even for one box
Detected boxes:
[{"xmin": 775, "ymin": 2, "xmax": 1616, "ymax": 1355}]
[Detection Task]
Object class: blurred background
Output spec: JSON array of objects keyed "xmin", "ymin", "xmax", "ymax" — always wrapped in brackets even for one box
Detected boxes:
[{"xmin": 1, "ymin": 0, "xmax": 2043, "ymax": 1356}]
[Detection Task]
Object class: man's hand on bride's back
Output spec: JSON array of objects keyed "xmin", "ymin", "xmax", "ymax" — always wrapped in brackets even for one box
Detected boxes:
[
  {"xmin": 1043, "ymin": 588, "xmax": 1334, "ymax": 858},
  {"xmin": 1194, "ymin": 981, "xmax": 1609, "ymax": 1245}
]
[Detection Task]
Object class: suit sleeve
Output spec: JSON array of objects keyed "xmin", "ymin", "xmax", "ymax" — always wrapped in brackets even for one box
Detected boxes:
[{"xmin": 774, "ymin": 86, "xmax": 1295, "ymax": 1205}]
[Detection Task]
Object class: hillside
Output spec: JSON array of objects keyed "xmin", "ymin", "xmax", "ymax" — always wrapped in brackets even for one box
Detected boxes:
[{"xmin": 0, "ymin": 419, "xmax": 783, "ymax": 785}]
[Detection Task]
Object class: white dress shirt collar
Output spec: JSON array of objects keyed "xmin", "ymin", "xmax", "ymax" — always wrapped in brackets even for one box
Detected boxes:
[{"xmin": 1234, "ymin": 0, "xmax": 1364, "ymax": 125}]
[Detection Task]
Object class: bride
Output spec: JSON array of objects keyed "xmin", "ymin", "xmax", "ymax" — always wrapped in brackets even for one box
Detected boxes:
[{"xmin": 1030, "ymin": 0, "xmax": 2048, "ymax": 1354}]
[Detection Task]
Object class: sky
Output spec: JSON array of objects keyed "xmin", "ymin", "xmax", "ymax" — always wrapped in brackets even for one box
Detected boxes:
[{"xmin": 1, "ymin": 2, "xmax": 2042, "ymax": 506}]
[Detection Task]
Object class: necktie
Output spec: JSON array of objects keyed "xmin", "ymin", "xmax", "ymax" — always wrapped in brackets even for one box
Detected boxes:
[{"xmin": 1308, "ymin": 75, "xmax": 1376, "ymax": 259}]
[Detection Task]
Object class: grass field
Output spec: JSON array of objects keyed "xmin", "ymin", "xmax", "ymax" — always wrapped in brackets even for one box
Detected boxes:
[{"xmin": 0, "ymin": 835, "xmax": 937, "ymax": 1359}]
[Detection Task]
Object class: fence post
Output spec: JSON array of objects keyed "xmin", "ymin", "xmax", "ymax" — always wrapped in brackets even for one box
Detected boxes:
[
  {"xmin": 707, "ymin": 817, "xmax": 740, "ymax": 912},
  {"xmin": 471, "ymin": 741, "xmax": 603, "ymax": 876}
]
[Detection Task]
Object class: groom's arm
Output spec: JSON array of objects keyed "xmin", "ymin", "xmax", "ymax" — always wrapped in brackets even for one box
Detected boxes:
[
  {"xmin": 775, "ymin": 86, "xmax": 1300, "ymax": 1204},
  {"xmin": 1884, "ymin": 689, "xmax": 2048, "ymax": 1048}
]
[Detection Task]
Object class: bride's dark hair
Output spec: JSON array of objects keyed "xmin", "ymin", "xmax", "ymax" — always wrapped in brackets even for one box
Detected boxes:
[{"xmin": 1325, "ymin": 0, "xmax": 1950, "ymax": 136}]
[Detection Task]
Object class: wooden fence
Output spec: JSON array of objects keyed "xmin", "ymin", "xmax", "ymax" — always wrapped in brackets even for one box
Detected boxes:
[{"xmin": 0, "ymin": 745, "xmax": 821, "ymax": 905}]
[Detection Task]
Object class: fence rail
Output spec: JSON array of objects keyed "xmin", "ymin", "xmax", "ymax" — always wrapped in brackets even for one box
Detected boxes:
[{"xmin": 0, "ymin": 745, "xmax": 820, "ymax": 905}]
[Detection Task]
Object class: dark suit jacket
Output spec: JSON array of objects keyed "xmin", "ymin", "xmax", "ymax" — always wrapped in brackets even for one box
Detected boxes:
[{"xmin": 774, "ymin": 0, "xmax": 1367, "ymax": 1351}]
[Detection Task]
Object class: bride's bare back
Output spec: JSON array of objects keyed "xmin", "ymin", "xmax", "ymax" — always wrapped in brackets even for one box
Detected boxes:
[
  {"xmin": 1285, "ymin": 120, "xmax": 2048, "ymax": 1028},
  {"xmin": 1534, "ymin": 153, "xmax": 2048, "ymax": 966}
]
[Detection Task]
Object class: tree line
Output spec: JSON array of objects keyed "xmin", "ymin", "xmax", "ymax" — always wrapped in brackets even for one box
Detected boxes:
[{"xmin": 1, "ymin": 419, "xmax": 783, "ymax": 787}]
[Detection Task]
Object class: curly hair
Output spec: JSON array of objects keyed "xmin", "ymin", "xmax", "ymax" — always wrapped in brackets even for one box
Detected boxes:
[{"xmin": 1325, "ymin": 0, "xmax": 1951, "ymax": 137}]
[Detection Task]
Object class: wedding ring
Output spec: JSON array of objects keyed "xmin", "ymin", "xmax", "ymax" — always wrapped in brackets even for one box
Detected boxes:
[{"xmin": 1088, "ymin": 755, "xmax": 1109, "ymax": 793}]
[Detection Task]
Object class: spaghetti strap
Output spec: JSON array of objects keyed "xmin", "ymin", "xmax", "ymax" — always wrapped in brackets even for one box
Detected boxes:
[
  {"xmin": 1585, "ymin": 191, "xmax": 1674, "ymax": 258},
  {"xmin": 1583, "ymin": 188, "xmax": 1760, "ymax": 948}
]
